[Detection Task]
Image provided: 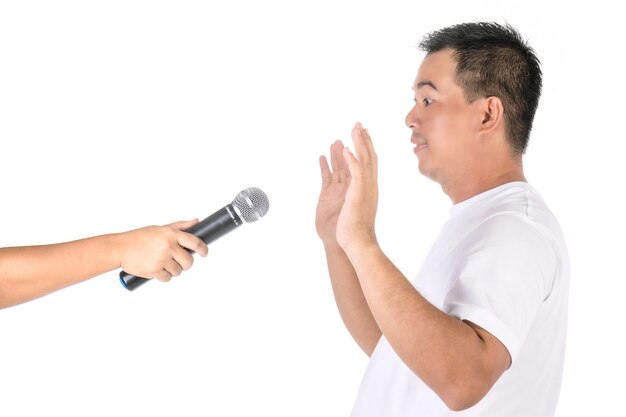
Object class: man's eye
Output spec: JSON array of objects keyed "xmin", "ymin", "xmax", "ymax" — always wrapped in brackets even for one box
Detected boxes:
[{"xmin": 423, "ymin": 98, "xmax": 434, "ymax": 106}]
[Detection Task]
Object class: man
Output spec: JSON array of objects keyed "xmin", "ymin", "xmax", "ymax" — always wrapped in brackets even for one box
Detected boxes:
[
  {"xmin": 0, "ymin": 219, "xmax": 208, "ymax": 309},
  {"xmin": 316, "ymin": 22, "xmax": 569, "ymax": 416}
]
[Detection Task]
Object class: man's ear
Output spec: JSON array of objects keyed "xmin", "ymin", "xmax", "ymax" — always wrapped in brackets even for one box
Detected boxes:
[{"xmin": 479, "ymin": 96, "xmax": 504, "ymax": 134}]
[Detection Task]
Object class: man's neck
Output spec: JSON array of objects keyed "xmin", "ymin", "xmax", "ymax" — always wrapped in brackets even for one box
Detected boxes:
[{"xmin": 442, "ymin": 163, "xmax": 526, "ymax": 205}]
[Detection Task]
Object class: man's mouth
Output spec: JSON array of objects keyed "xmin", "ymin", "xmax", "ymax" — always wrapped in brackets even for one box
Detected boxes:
[{"xmin": 411, "ymin": 134, "xmax": 427, "ymax": 154}]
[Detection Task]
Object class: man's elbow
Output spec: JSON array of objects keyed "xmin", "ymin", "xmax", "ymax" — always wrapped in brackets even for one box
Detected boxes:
[
  {"xmin": 438, "ymin": 381, "xmax": 492, "ymax": 411},
  {"xmin": 442, "ymin": 394, "xmax": 482, "ymax": 412}
]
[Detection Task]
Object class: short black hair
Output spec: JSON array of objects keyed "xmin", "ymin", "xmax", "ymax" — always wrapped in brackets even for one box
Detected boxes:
[{"xmin": 419, "ymin": 22, "xmax": 542, "ymax": 154}]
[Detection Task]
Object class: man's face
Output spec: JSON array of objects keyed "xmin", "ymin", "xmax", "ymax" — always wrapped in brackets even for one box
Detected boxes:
[{"xmin": 405, "ymin": 49, "xmax": 484, "ymax": 185}]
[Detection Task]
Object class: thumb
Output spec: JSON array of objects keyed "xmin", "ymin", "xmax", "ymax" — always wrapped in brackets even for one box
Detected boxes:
[
  {"xmin": 342, "ymin": 146, "xmax": 360, "ymax": 178},
  {"xmin": 167, "ymin": 218, "xmax": 200, "ymax": 231}
]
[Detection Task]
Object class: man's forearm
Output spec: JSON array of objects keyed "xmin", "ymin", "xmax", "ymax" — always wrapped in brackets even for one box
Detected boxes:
[{"xmin": 323, "ymin": 241, "xmax": 381, "ymax": 355}]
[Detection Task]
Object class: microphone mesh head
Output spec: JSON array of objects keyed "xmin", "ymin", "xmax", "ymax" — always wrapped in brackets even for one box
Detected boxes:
[{"xmin": 232, "ymin": 187, "xmax": 270, "ymax": 223}]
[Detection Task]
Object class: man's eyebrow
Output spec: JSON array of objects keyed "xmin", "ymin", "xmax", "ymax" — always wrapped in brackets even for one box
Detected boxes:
[{"xmin": 413, "ymin": 81, "xmax": 439, "ymax": 92}]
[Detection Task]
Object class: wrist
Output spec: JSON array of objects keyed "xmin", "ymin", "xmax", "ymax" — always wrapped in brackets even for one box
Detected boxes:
[
  {"xmin": 321, "ymin": 238, "xmax": 343, "ymax": 252},
  {"xmin": 341, "ymin": 237, "xmax": 380, "ymax": 261},
  {"xmin": 106, "ymin": 232, "xmax": 127, "ymax": 269}
]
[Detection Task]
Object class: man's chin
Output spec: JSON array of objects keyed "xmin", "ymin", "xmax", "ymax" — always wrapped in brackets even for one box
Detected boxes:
[{"xmin": 417, "ymin": 161, "xmax": 440, "ymax": 184}]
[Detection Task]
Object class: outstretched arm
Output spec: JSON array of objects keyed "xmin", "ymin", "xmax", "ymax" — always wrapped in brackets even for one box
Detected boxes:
[{"xmin": 0, "ymin": 219, "xmax": 208, "ymax": 309}]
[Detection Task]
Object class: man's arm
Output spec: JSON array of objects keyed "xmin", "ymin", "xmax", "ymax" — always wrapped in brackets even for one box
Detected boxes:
[
  {"xmin": 0, "ymin": 219, "xmax": 208, "ymax": 309},
  {"xmin": 322, "ymin": 240, "xmax": 381, "ymax": 355},
  {"xmin": 336, "ymin": 124, "xmax": 511, "ymax": 411},
  {"xmin": 316, "ymin": 141, "xmax": 381, "ymax": 355}
]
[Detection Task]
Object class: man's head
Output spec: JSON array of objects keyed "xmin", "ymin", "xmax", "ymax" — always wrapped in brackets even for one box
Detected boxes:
[
  {"xmin": 406, "ymin": 22, "xmax": 541, "ymax": 199},
  {"xmin": 418, "ymin": 22, "xmax": 542, "ymax": 155}
]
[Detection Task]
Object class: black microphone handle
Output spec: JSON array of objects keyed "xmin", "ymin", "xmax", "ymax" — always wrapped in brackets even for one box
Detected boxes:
[{"xmin": 119, "ymin": 204, "xmax": 242, "ymax": 291}]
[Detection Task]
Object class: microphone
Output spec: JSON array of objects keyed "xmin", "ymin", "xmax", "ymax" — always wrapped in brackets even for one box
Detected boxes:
[{"xmin": 119, "ymin": 187, "xmax": 270, "ymax": 291}]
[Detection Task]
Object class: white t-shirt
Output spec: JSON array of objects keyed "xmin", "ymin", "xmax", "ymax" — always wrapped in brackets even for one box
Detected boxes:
[{"xmin": 350, "ymin": 182, "xmax": 570, "ymax": 417}]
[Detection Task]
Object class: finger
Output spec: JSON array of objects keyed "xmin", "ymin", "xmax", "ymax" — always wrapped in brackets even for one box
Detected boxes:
[
  {"xmin": 178, "ymin": 232, "xmax": 208, "ymax": 257},
  {"xmin": 342, "ymin": 146, "xmax": 361, "ymax": 179},
  {"xmin": 336, "ymin": 139, "xmax": 353, "ymax": 180},
  {"xmin": 351, "ymin": 123, "xmax": 369, "ymax": 163},
  {"xmin": 154, "ymin": 268, "xmax": 173, "ymax": 282},
  {"xmin": 357, "ymin": 123, "xmax": 378, "ymax": 167},
  {"xmin": 330, "ymin": 140, "xmax": 343, "ymax": 173},
  {"xmin": 343, "ymin": 148, "xmax": 352, "ymax": 184},
  {"xmin": 330, "ymin": 140, "xmax": 347, "ymax": 183},
  {"xmin": 351, "ymin": 123, "xmax": 378, "ymax": 174},
  {"xmin": 173, "ymin": 247, "xmax": 195, "ymax": 271},
  {"xmin": 164, "ymin": 258, "xmax": 184, "ymax": 278},
  {"xmin": 319, "ymin": 155, "xmax": 332, "ymax": 187}
]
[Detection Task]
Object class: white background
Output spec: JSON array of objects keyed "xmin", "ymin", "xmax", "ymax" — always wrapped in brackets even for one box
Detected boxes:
[{"xmin": 0, "ymin": 1, "xmax": 623, "ymax": 416}]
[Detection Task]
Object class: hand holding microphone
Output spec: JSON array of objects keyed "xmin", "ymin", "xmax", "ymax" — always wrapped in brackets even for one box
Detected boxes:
[
  {"xmin": 116, "ymin": 219, "xmax": 208, "ymax": 282},
  {"xmin": 120, "ymin": 187, "xmax": 270, "ymax": 291}
]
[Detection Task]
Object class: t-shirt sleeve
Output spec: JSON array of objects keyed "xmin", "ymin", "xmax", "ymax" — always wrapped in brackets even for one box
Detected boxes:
[{"xmin": 443, "ymin": 214, "xmax": 557, "ymax": 362}]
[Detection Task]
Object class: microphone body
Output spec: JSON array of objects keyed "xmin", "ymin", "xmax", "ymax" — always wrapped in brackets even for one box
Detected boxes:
[
  {"xmin": 186, "ymin": 203, "xmax": 243, "ymax": 244},
  {"xmin": 119, "ymin": 187, "xmax": 269, "ymax": 291}
]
